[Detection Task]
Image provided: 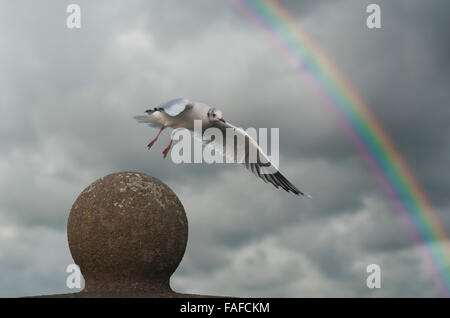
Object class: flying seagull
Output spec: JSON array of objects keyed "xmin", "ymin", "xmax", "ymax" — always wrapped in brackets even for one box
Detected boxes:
[{"xmin": 134, "ymin": 98, "xmax": 310, "ymax": 197}]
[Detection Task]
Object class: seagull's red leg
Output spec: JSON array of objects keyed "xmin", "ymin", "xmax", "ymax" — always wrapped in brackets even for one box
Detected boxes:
[
  {"xmin": 147, "ymin": 125, "xmax": 166, "ymax": 149},
  {"xmin": 162, "ymin": 139, "xmax": 173, "ymax": 158}
]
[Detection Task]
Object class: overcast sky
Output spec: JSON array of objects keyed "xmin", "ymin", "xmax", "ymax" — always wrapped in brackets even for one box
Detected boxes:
[{"xmin": 0, "ymin": 0, "xmax": 449, "ymax": 297}]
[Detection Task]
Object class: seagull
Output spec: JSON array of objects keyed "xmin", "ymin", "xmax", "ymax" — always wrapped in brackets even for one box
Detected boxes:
[{"xmin": 134, "ymin": 98, "xmax": 310, "ymax": 197}]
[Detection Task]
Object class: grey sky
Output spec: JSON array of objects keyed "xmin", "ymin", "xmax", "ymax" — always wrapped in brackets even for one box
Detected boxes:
[{"xmin": 0, "ymin": 0, "xmax": 449, "ymax": 297}]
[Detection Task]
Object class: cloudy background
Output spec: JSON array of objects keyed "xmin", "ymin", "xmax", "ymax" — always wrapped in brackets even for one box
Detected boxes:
[{"xmin": 0, "ymin": 0, "xmax": 449, "ymax": 297}]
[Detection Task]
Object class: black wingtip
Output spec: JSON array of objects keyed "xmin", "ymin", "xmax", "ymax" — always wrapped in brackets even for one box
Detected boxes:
[
  {"xmin": 145, "ymin": 107, "xmax": 164, "ymax": 114},
  {"xmin": 273, "ymin": 171, "xmax": 310, "ymax": 197}
]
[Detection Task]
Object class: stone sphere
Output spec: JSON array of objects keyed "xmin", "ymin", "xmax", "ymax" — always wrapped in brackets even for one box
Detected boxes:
[{"xmin": 67, "ymin": 172, "xmax": 188, "ymax": 295}]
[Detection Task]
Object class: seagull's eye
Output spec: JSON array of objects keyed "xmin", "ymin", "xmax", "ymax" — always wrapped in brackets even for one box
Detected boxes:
[{"xmin": 213, "ymin": 113, "xmax": 216, "ymax": 118}]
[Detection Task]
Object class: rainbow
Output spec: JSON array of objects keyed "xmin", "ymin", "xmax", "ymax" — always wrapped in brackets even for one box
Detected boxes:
[{"xmin": 233, "ymin": 0, "xmax": 450, "ymax": 296}]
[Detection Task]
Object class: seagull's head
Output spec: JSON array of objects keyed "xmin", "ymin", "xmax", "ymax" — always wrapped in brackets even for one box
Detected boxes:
[{"xmin": 207, "ymin": 108, "xmax": 226, "ymax": 124}]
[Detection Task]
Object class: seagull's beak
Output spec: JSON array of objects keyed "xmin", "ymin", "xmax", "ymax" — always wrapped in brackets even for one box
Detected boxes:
[{"xmin": 219, "ymin": 118, "xmax": 226, "ymax": 123}]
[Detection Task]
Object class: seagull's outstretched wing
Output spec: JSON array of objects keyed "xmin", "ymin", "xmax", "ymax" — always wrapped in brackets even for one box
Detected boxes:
[
  {"xmin": 154, "ymin": 98, "xmax": 191, "ymax": 116},
  {"xmin": 134, "ymin": 98, "xmax": 192, "ymax": 127},
  {"xmin": 207, "ymin": 121, "xmax": 310, "ymax": 197}
]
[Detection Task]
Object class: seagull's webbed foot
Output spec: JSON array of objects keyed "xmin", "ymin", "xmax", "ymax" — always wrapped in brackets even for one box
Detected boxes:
[
  {"xmin": 147, "ymin": 125, "xmax": 166, "ymax": 150},
  {"xmin": 147, "ymin": 138, "xmax": 158, "ymax": 149},
  {"xmin": 162, "ymin": 139, "xmax": 173, "ymax": 158}
]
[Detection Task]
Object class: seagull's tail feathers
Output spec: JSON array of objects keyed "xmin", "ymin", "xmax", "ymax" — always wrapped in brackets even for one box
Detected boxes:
[{"xmin": 133, "ymin": 114, "xmax": 163, "ymax": 128}]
